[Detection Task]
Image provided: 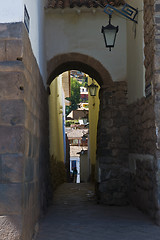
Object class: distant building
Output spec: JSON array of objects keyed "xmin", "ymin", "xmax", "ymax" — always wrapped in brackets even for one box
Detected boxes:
[
  {"xmin": 80, "ymin": 87, "xmax": 88, "ymax": 101},
  {"xmin": 67, "ymin": 107, "xmax": 88, "ymax": 120},
  {"xmin": 66, "ymin": 128, "xmax": 88, "ymax": 147},
  {"xmin": 66, "ymin": 127, "xmax": 88, "ymax": 183}
]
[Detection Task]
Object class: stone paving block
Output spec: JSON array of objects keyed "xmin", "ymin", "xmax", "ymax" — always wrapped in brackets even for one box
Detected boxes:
[
  {"xmin": 1, "ymin": 153, "xmax": 24, "ymax": 183},
  {"xmin": 36, "ymin": 183, "xmax": 160, "ymax": 240},
  {"xmin": 0, "ymin": 183, "xmax": 22, "ymax": 215},
  {"xmin": 0, "ymin": 215, "xmax": 22, "ymax": 240}
]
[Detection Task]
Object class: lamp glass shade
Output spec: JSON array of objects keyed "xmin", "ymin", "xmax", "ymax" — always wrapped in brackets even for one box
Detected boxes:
[
  {"xmin": 101, "ymin": 23, "xmax": 118, "ymax": 50},
  {"xmin": 88, "ymin": 83, "xmax": 98, "ymax": 96}
]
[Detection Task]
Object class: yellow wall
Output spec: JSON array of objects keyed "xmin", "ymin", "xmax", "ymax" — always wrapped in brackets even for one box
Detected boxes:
[
  {"xmin": 126, "ymin": 0, "xmax": 145, "ymax": 104},
  {"xmin": 88, "ymin": 77, "xmax": 100, "ymax": 167},
  {"xmin": 49, "ymin": 75, "xmax": 65, "ymax": 162},
  {"xmin": 62, "ymin": 71, "xmax": 71, "ymax": 106}
]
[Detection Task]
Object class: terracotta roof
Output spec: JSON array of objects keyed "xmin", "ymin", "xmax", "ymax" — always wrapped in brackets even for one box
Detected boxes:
[{"xmin": 46, "ymin": 0, "xmax": 125, "ymax": 9}]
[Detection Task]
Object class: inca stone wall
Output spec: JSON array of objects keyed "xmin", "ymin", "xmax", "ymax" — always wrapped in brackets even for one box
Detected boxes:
[
  {"xmin": 0, "ymin": 23, "xmax": 50, "ymax": 239},
  {"xmin": 153, "ymin": 0, "xmax": 160, "ymax": 224},
  {"xmin": 96, "ymin": 82, "xmax": 130, "ymax": 205},
  {"xmin": 128, "ymin": 97, "xmax": 157, "ymax": 218},
  {"xmin": 50, "ymin": 155, "xmax": 66, "ymax": 191},
  {"xmin": 128, "ymin": 0, "xmax": 160, "ymax": 223},
  {"xmin": 129, "ymin": 97, "xmax": 156, "ymax": 154}
]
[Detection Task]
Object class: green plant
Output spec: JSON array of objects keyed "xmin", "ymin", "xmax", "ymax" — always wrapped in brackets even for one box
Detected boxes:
[
  {"xmin": 65, "ymin": 78, "xmax": 82, "ymax": 117},
  {"xmin": 65, "ymin": 120, "xmax": 79, "ymax": 127}
]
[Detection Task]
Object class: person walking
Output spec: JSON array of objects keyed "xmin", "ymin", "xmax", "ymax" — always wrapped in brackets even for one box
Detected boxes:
[{"xmin": 73, "ymin": 167, "xmax": 77, "ymax": 183}]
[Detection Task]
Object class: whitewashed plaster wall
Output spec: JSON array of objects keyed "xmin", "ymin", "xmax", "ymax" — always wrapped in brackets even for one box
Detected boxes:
[
  {"xmin": 0, "ymin": 0, "xmax": 46, "ymax": 83},
  {"xmin": 23, "ymin": 0, "xmax": 47, "ymax": 83},
  {"xmin": 126, "ymin": 0, "xmax": 145, "ymax": 104},
  {"xmin": 45, "ymin": 8, "xmax": 127, "ymax": 83}
]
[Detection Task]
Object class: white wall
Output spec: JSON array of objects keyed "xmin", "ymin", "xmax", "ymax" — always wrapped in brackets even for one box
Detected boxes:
[
  {"xmin": 126, "ymin": 0, "xmax": 145, "ymax": 103},
  {"xmin": 23, "ymin": 0, "xmax": 46, "ymax": 83},
  {"xmin": 0, "ymin": 0, "xmax": 46, "ymax": 84},
  {"xmin": 45, "ymin": 8, "xmax": 127, "ymax": 82}
]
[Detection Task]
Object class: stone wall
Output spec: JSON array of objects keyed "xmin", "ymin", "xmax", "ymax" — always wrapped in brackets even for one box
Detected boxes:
[
  {"xmin": 0, "ymin": 23, "xmax": 50, "ymax": 239},
  {"xmin": 129, "ymin": 97, "xmax": 156, "ymax": 155},
  {"xmin": 152, "ymin": 0, "xmax": 160, "ymax": 223},
  {"xmin": 128, "ymin": 0, "xmax": 160, "ymax": 223},
  {"xmin": 50, "ymin": 155, "xmax": 66, "ymax": 191},
  {"xmin": 96, "ymin": 82, "xmax": 130, "ymax": 205},
  {"xmin": 128, "ymin": 97, "xmax": 157, "ymax": 218}
]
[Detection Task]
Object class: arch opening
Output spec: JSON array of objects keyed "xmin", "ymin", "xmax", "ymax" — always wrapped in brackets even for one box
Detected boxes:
[
  {"xmin": 48, "ymin": 68, "xmax": 100, "ymax": 189},
  {"xmin": 47, "ymin": 53, "xmax": 111, "ymax": 189}
]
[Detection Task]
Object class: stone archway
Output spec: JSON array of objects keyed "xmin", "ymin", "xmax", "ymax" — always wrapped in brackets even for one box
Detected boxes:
[
  {"xmin": 47, "ymin": 53, "xmax": 129, "ymax": 206},
  {"xmin": 47, "ymin": 53, "xmax": 112, "ymax": 87}
]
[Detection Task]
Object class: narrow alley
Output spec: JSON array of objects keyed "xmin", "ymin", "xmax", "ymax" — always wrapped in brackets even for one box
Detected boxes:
[{"xmin": 36, "ymin": 183, "xmax": 160, "ymax": 240}]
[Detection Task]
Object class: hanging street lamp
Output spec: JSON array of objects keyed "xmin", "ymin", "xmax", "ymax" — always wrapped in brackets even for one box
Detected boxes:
[
  {"xmin": 88, "ymin": 80, "xmax": 98, "ymax": 97},
  {"xmin": 100, "ymin": 3, "xmax": 138, "ymax": 51},
  {"xmin": 101, "ymin": 14, "xmax": 119, "ymax": 51},
  {"xmin": 92, "ymin": 1, "xmax": 138, "ymax": 51}
]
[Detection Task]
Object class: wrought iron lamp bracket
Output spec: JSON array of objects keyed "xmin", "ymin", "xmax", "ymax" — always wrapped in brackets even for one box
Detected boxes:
[{"xmin": 104, "ymin": 3, "xmax": 138, "ymax": 24}]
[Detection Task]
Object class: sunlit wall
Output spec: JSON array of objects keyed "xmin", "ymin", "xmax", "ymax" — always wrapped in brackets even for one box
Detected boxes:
[{"xmin": 88, "ymin": 76, "xmax": 100, "ymax": 179}]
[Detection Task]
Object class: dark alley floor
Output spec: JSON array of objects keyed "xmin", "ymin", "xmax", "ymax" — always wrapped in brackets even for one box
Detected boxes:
[{"xmin": 36, "ymin": 183, "xmax": 160, "ymax": 240}]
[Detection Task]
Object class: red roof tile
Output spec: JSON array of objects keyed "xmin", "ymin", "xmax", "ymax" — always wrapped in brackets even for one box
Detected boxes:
[{"xmin": 46, "ymin": 0, "xmax": 125, "ymax": 9}]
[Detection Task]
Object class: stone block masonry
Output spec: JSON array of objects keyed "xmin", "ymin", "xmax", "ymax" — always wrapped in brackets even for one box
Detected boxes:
[
  {"xmin": 96, "ymin": 82, "xmax": 130, "ymax": 206},
  {"xmin": 128, "ymin": 0, "xmax": 160, "ymax": 225},
  {"xmin": 128, "ymin": 97, "xmax": 157, "ymax": 219},
  {"xmin": 0, "ymin": 23, "xmax": 50, "ymax": 240}
]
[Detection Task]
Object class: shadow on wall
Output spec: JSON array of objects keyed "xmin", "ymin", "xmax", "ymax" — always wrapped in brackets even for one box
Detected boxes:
[{"xmin": 50, "ymin": 155, "xmax": 67, "ymax": 191}]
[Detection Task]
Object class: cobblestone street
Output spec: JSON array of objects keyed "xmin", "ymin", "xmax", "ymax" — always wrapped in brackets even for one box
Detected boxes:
[{"xmin": 36, "ymin": 183, "xmax": 160, "ymax": 240}]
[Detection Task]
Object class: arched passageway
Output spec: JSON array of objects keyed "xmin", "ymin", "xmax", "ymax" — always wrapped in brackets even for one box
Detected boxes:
[
  {"xmin": 47, "ymin": 52, "xmax": 129, "ymax": 206},
  {"xmin": 1, "ymin": 0, "xmax": 160, "ymax": 237}
]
